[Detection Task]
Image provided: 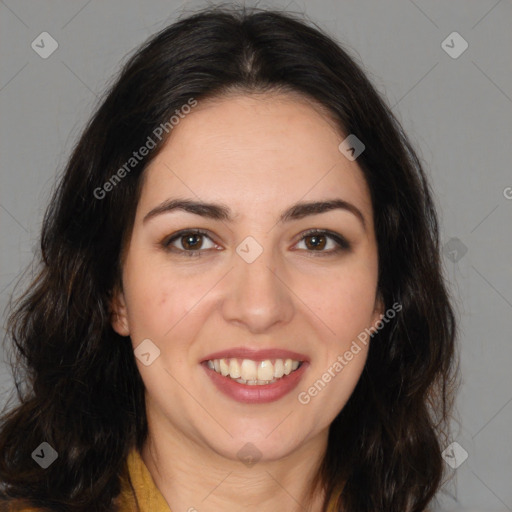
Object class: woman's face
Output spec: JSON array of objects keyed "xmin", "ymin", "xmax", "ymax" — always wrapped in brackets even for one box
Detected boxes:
[{"xmin": 111, "ymin": 92, "xmax": 383, "ymax": 463}]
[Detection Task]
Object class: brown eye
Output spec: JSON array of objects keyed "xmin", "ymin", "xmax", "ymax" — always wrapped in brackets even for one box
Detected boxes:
[
  {"xmin": 296, "ymin": 229, "xmax": 350, "ymax": 256},
  {"xmin": 163, "ymin": 229, "xmax": 216, "ymax": 256},
  {"xmin": 303, "ymin": 233, "xmax": 328, "ymax": 251},
  {"xmin": 180, "ymin": 233, "xmax": 203, "ymax": 250}
]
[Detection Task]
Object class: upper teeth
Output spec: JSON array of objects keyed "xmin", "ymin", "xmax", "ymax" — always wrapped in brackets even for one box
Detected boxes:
[{"xmin": 207, "ymin": 358, "xmax": 301, "ymax": 381}]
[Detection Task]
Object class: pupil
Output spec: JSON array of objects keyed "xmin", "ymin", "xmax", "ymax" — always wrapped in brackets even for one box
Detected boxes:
[{"xmin": 184, "ymin": 234, "xmax": 201, "ymax": 250}]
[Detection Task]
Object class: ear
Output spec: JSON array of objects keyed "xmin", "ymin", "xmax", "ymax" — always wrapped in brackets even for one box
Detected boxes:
[
  {"xmin": 110, "ymin": 284, "xmax": 130, "ymax": 336},
  {"xmin": 370, "ymin": 292, "xmax": 385, "ymax": 327}
]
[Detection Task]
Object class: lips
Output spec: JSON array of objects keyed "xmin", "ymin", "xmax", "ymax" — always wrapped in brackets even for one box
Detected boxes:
[
  {"xmin": 202, "ymin": 359, "xmax": 309, "ymax": 403},
  {"xmin": 200, "ymin": 346, "xmax": 310, "ymax": 403}
]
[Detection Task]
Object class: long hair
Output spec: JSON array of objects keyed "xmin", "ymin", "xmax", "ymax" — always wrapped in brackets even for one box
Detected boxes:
[{"xmin": 0, "ymin": 5, "xmax": 458, "ymax": 511}]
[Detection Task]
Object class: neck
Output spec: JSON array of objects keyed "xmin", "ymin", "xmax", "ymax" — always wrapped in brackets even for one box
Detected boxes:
[{"xmin": 141, "ymin": 410, "xmax": 329, "ymax": 512}]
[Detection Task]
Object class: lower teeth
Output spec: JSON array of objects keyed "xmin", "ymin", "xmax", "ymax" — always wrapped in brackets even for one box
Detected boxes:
[{"xmin": 234, "ymin": 377, "xmax": 278, "ymax": 385}]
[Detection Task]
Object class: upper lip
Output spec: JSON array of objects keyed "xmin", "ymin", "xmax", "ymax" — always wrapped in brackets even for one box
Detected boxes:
[{"xmin": 201, "ymin": 347, "xmax": 310, "ymax": 363}]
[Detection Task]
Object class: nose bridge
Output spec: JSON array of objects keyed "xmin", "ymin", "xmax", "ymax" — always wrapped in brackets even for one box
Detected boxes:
[
  {"xmin": 237, "ymin": 241, "xmax": 278, "ymax": 294},
  {"xmin": 221, "ymin": 234, "xmax": 293, "ymax": 331}
]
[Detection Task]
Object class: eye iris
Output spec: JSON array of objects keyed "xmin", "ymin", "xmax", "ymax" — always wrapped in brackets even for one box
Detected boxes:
[
  {"xmin": 182, "ymin": 233, "xmax": 202, "ymax": 250},
  {"xmin": 305, "ymin": 234, "xmax": 326, "ymax": 250}
]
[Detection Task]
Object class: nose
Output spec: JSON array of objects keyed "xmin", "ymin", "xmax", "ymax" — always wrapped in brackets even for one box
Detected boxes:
[{"xmin": 220, "ymin": 242, "xmax": 294, "ymax": 334}]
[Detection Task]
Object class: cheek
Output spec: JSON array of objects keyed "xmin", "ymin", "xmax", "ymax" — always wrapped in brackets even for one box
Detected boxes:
[
  {"xmin": 299, "ymin": 262, "xmax": 378, "ymax": 339},
  {"xmin": 127, "ymin": 284, "xmax": 191, "ymax": 338},
  {"xmin": 122, "ymin": 258, "xmax": 217, "ymax": 359},
  {"xmin": 121, "ymin": 251, "xmax": 188, "ymax": 339}
]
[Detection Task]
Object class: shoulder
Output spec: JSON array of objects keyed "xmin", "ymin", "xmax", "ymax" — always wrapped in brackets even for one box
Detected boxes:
[{"xmin": 1, "ymin": 499, "xmax": 47, "ymax": 512}]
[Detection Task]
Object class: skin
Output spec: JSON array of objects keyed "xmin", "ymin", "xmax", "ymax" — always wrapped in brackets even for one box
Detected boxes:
[{"xmin": 111, "ymin": 91, "xmax": 384, "ymax": 512}]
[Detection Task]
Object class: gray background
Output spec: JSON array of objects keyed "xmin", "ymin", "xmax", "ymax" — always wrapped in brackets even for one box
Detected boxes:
[{"xmin": 1, "ymin": 1, "xmax": 511, "ymax": 510}]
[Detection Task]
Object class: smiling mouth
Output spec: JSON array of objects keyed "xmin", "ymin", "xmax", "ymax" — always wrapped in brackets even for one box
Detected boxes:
[{"xmin": 205, "ymin": 357, "xmax": 303, "ymax": 385}]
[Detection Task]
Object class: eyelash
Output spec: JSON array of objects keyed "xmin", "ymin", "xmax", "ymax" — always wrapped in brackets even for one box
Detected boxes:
[{"xmin": 161, "ymin": 228, "xmax": 351, "ymax": 258}]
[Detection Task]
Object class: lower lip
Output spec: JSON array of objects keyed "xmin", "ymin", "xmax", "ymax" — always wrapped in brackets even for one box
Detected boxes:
[{"xmin": 202, "ymin": 362, "xmax": 309, "ymax": 404}]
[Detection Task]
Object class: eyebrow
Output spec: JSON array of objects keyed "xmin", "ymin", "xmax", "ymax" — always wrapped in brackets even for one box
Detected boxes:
[{"xmin": 142, "ymin": 197, "xmax": 366, "ymax": 230}]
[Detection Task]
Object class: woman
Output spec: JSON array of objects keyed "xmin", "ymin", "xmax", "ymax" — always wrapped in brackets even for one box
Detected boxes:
[{"xmin": 0, "ymin": 5, "xmax": 458, "ymax": 511}]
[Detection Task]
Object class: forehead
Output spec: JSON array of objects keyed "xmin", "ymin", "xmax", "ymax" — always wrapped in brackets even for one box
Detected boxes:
[{"xmin": 138, "ymin": 92, "xmax": 373, "ymax": 223}]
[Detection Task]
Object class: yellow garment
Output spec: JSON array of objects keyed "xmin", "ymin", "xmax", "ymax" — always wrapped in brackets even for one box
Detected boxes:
[
  {"xmin": 114, "ymin": 447, "xmax": 172, "ymax": 511},
  {"xmin": 8, "ymin": 448, "xmax": 341, "ymax": 511},
  {"xmin": 5, "ymin": 449, "xmax": 170, "ymax": 512},
  {"xmin": 117, "ymin": 449, "xmax": 341, "ymax": 511}
]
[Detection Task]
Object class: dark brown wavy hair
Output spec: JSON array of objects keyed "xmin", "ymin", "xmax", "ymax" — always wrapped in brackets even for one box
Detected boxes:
[{"xmin": 0, "ymin": 4, "xmax": 459, "ymax": 511}]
